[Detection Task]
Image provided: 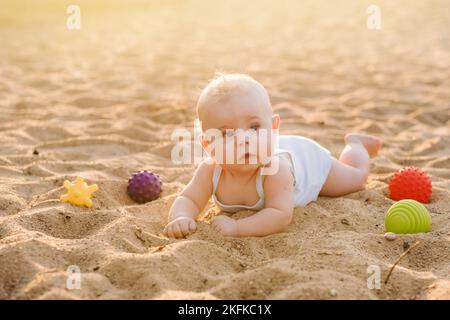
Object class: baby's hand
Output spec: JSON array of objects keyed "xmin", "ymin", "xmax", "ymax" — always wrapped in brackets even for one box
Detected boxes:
[
  {"xmin": 164, "ymin": 217, "xmax": 197, "ymax": 238},
  {"xmin": 211, "ymin": 215, "xmax": 238, "ymax": 237}
]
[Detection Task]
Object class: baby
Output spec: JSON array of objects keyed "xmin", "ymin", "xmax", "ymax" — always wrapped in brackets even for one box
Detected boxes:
[{"xmin": 164, "ymin": 73, "xmax": 381, "ymax": 238}]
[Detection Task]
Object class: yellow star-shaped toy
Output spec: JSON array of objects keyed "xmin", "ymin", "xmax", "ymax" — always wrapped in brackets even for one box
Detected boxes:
[{"xmin": 60, "ymin": 176, "xmax": 99, "ymax": 208}]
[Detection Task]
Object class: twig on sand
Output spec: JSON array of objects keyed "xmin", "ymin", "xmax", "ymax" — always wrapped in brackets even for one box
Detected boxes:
[{"xmin": 384, "ymin": 241, "xmax": 421, "ymax": 285}]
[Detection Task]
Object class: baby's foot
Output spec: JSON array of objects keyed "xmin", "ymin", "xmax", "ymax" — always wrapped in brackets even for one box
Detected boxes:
[{"xmin": 345, "ymin": 133, "xmax": 382, "ymax": 157}]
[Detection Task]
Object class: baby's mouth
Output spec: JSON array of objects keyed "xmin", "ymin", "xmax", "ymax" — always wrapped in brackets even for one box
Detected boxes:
[{"xmin": 241, "ymin": 152, "xmax": 258, "ymax": 164}]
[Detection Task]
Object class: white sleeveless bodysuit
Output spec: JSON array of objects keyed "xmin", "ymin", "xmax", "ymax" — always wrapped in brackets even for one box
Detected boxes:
[{"xmin": 211, "ymin": 135, "xmax": 333, "ymax": 212}]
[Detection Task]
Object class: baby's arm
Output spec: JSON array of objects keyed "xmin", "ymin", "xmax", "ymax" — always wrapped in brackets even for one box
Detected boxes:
[
  {"xmin": 164, "ymin": 160, "xmax": 214, "ymax": 238},
  {"xmin": 212, "ymin": 159, "xmax": 294, "ymax": 237}
]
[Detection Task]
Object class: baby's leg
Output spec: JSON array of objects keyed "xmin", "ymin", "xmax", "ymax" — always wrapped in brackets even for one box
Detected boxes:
[{"xmin": 320, "ymin": 133, "xmax": 382, "ymax": 197}]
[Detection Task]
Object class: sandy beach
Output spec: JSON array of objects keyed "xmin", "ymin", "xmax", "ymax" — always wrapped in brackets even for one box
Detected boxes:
[{"xmin": 0, "ymin": 0, "xmax": 449, "ymax": 299}]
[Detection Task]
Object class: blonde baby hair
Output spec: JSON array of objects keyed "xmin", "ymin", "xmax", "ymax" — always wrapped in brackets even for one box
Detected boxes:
[{"xmin": 196, "ymin": 72, "xmax": 272, "ymax": 120}]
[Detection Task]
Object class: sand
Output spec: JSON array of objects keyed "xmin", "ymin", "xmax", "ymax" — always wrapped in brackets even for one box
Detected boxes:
[{"xmin": 0, "ymin": 0, "xmax": 449, "ymax": 300}]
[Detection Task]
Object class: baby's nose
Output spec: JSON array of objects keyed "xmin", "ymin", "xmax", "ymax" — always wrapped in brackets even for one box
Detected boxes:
[{"xmin": 235, "ymin": 130, "xmax": 250, "ymax": 145}]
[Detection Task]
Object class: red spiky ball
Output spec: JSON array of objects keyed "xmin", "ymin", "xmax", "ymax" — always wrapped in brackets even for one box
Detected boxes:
[{"xmin": 388, "ymin": 166, "xmax": 432, "ymax": 203}]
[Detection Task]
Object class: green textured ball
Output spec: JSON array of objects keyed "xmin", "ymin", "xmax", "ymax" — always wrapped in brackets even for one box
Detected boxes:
[{"xmin": 385, "ymin": 199, "xmax": 431, "ymax": 234}]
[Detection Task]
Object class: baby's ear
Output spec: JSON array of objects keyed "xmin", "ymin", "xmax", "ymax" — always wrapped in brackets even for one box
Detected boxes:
[{"xmin": 272, "ymin": 114, "xmax": 280, "ymax": 130}]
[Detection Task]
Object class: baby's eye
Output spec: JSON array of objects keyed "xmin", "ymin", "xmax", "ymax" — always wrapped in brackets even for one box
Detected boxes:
[
  {"xmin": 224, "ymin": 130, "xmax": 235, "ymax": 137},
  {"xmin": 249, "ymin": 125, "xmax": 259, "ymax": 131}
]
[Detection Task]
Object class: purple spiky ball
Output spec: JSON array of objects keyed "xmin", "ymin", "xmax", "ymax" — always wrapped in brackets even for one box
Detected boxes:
[{"xmin": 127, "ymin": 170, "xmax": 162, "ymax": 203}]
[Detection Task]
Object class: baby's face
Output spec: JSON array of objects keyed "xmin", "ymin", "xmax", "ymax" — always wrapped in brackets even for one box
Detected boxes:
[{"xmin": 200, "ymin": 89, "xmax": 279, "ymax": 171}]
